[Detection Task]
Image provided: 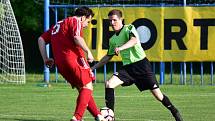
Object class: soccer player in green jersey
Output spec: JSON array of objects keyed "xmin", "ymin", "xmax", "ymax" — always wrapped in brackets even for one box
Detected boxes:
[{"xmin": 91, "ymin": 9, "xmax": 183, "ymax": 121}]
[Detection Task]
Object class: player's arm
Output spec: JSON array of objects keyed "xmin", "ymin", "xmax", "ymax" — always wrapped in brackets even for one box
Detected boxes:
[
  {"xmin": 91, "ymin": 55, "xmax": 113, "ymax": 70},
  {"xmin": 74, "ymin": 36, "xmax": 94, "ymax": 63},
  {"xmin": 115, "ymin": 35, "xmax": 138, "ymax": 55},
  {"xmin": 38, "ymin": 37, "xmax": 48, "ymax": 62},
  {"xmin": 118, "ymin": 36, "xmax": 138, "ymax": 50},
  {"xmin": 38, "ymin": 36, "xmax": 54, "ymax": 68},
  {"xmin": 115, "ymin": 25, "xmax": 139, "ymax": 55}
]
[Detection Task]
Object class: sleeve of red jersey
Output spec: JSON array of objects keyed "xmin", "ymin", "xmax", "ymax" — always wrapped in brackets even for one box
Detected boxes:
[{"xmin": 40, "ymin": 28, "xmax": 52, "ymax": 44}]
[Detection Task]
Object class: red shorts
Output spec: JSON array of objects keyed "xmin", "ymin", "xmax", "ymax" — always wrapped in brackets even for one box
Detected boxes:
[{"xmin": 56, "ymin": 57, "xmax": 94, "ymax": 88}]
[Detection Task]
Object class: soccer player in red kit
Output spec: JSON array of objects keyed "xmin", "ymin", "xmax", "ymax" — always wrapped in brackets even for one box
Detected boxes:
[{"xmin": 38, "ymin": 6, "xmax": 106, "ymax": 121}]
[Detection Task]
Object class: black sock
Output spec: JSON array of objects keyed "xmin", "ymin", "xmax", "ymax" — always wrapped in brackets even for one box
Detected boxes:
[
  {"xmin": 105, "ymin": 88, "xmax": 115, "ymax": 112},
  {"xmin": 161, "ymin": 95, "xmax": 178, "ymax": 114}
]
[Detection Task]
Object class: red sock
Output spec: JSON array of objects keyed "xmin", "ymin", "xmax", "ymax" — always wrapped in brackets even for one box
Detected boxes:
[
  {"xmin": 74, "ymin": 88, "xmax": 92, "ymax": 120},
  {"xmin": 87, "ymin": 96, "xmax": 101, "ymax": 117}
]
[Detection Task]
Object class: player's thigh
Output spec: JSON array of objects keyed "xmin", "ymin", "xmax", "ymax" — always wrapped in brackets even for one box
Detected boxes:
[
  {"xmin": 106, "ymin": 75, "xmax": 123, "ymax": 88},
  {"xmin": 57, "ymin": 58, "xmax": 93, "ymax": 88}
]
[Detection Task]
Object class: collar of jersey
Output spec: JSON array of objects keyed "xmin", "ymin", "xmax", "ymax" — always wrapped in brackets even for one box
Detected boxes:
[{"xmin": 115, "ymin": 25, "xmax": 124, "ymax": 36}]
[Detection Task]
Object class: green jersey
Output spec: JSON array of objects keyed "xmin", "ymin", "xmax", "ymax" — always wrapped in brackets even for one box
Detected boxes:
[{"xmin": 107, "ymin": 24, "xmax": 146, "ymax": 65}]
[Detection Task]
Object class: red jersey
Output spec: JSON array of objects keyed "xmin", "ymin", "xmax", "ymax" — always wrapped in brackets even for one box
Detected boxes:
[
  {"xmin": 41, "ymin": 16, "xmax": 85, "ymax": 64},
  {"xmin": 40, "ymin": 17, "xmax": 94, "ymax": 87}
]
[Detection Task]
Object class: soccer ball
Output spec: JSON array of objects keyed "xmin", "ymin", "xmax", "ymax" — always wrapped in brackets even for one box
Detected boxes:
[{"xmin": 100, "ymin": 107, "xmax": 114, "ymax": 121}]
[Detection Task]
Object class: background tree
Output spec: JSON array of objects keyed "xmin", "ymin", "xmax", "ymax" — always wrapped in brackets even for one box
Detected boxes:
[{"xmin": 11, "ymin": 0, "xmax": 44, "ymax": 72}]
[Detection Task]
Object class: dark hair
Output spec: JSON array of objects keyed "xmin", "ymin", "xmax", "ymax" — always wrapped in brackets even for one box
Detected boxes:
[
  {"xmin": 108, "ymin": 9, "xmax": 122, "ymax": 18},
  {"xmin": 74, "ymin": 6, "xmax": 94, "ymax": 18}
]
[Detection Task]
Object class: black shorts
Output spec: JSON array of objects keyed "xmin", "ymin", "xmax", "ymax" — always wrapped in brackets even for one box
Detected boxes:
[{"xmin": 113, "ymin": 58, "xmax": 159, "ymax": 91}]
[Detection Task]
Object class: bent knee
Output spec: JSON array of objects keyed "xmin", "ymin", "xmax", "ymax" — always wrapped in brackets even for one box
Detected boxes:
[
  {"xmin": 105, "ymin": 80, "xmax": 114, "ymax": 88},
  {"xmin": 105, "ymin": 77, "xmax": 123, "ymax": 88},
  {"xmin": 105, "ymin": 81, "xmax": 111, "ymax": 88}
]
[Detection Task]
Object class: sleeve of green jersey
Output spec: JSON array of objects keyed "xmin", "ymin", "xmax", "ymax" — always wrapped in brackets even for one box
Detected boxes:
[{"xmin": 128, "ymin": 24, "xmax": 139, "ymax": 39}]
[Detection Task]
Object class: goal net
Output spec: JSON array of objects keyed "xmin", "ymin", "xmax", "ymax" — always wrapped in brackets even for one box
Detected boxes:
[{"xmin": 0, "ymin": 0, "xmax": 25, "ymax": 84}]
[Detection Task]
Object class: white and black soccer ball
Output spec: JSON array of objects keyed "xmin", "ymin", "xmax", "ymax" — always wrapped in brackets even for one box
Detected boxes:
[{"xmin": 100, "ymin": 107, "xmax": 114, "ymax": 121}]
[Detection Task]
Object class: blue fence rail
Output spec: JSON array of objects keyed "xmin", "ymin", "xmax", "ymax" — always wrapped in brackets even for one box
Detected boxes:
[{"xmin": 43, "ymin": 0, "xmax": 215, "ymax": 85}]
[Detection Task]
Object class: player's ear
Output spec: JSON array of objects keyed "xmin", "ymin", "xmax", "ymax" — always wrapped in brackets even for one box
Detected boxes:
[
  {"xmin": 81, "ymin": 16, "xmax": 86, "ymax": 22},
  {"xmin": 120, "ymin": 17, "xmax": 123, "ymax": 21}
]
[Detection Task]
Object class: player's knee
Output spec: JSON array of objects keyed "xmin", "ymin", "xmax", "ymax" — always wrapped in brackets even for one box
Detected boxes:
[
  {"xmin": 106, "ymin": 75, "xmax": 123, "ymax": 88},
  {"xmin": 105, "ymin": 80, "xmax": 113, "ymax": 88},
  {"xmin": 105, "ymin": 80, "xmax": 110, "ymax": 88}
]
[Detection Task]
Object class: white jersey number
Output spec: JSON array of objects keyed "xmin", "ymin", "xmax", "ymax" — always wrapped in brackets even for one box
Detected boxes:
[{"xmin": 51, "ymin": 20, "xmax": 63, "ymax": 35}]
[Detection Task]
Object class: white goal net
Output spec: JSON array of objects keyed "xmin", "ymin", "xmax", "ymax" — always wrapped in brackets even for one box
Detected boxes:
[{"xmin": 0, "ymin": 0, "xmax": 25, "ymax": 84}]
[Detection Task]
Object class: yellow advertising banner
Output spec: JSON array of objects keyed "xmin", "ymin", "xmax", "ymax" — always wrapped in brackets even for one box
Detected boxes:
[{"xmin": 84, "ymin": 7, "xmax": 215, "ymax": 62}]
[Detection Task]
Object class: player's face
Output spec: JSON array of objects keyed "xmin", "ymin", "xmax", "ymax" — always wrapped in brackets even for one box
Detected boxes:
[
  {"xmin": 82, "ymin": 15, "xmax": 92, "ymax": 28},
  {"xmin": 108, "ymin": 15, "xmax": 123, "ymax": 32}
]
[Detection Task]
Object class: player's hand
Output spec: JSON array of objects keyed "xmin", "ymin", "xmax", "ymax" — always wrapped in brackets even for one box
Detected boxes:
[
  {"xmin": 87, "ymin": 52, "xmax": 94, "ymax": 63},
  {"xmin": 115, "ymin": 47, "xmax": 121, "ymax": 56},
  {"xmin": 44, "ymin": 58, "xmax": 54, "ymax": 68}
]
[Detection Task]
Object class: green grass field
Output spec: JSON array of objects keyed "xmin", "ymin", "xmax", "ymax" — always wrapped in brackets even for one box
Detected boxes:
[{"xmin": 0, "ymin": 73, "xmax": 215, "ymax": 121}]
